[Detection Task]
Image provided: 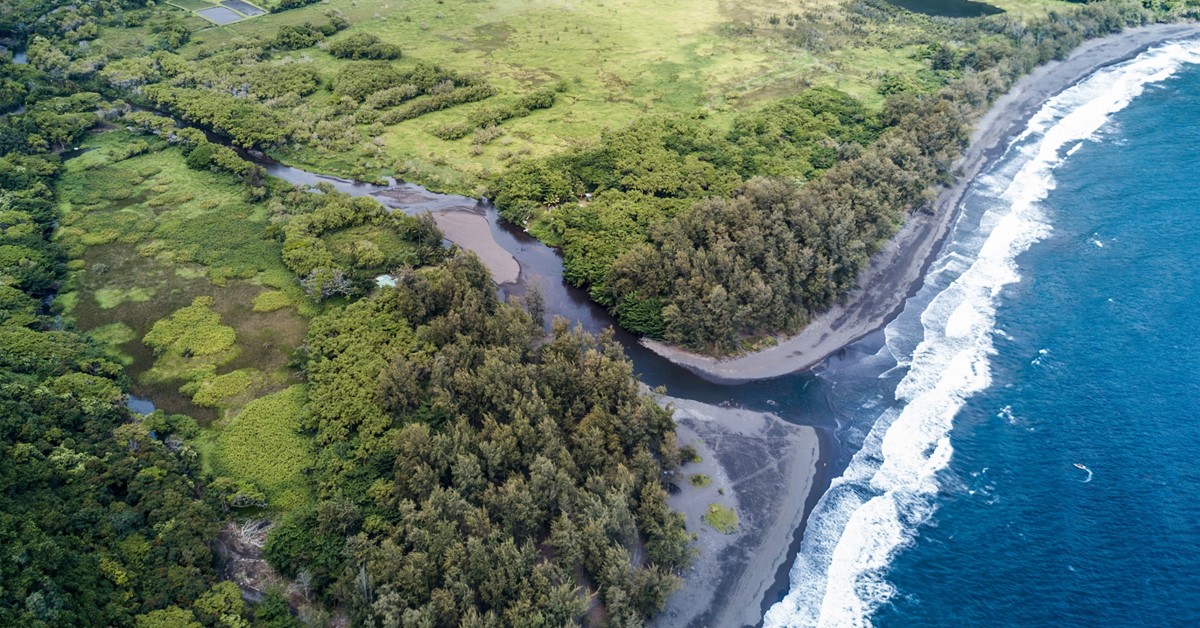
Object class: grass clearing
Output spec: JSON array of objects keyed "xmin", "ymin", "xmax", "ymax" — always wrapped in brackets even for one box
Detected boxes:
[
  {"xmin": 703, "ymin": 503, "xmax": 738, "ymax": 534},
  {"xmin": 179, "ymin": 0, "xmax": 907, "ymax": 192}
]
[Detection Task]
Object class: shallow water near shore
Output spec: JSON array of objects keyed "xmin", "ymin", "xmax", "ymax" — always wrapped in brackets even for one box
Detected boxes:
[{"xmin": 766, "ymin": 39, "xmax": 1200, "ymax": 626}]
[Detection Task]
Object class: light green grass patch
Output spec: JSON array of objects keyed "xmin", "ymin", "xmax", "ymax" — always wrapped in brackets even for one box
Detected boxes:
[
  {"xmin": 94, "ymin": 286, "xmax": 154, "ymax": 309},
  {"xmin": 213, "ymin": 385, "xmax": 312, "ymax": 511},
  {"xmin": 252, "ymin": 290, "xmax": 294, "ymax": 313},
  {"xmin": 187, "ymin": 368, "xmax": 259, "ymax": 407},
  {"xmin": 703, "ymin": 503, "xmax": 738, "ymax": 534},
  {"xmin": 689, "ymin": 473, "xmax": 712, "ymax": 488}
]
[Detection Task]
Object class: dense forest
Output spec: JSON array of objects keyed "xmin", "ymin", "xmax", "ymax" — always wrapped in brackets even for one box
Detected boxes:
[
  {"xmin": 266, "ymin": 254, "xmax": 690, "ymax": 625},
  {"xmin": 493, "ymin": 0, "xmax": 1197, "ymax": 353}
]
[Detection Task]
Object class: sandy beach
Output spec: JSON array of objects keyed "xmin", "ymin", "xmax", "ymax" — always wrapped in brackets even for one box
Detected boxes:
[
  {"xmin": 655, "ymin": 396, "xmax": 824, "ymax": 628},
  {"xmin": 642, "ymin": 21, "xmax": 1200, "ymax": 384},
  {"xmin": 373, "ymin": 187, "xmax": 522, "ymax": 284}
]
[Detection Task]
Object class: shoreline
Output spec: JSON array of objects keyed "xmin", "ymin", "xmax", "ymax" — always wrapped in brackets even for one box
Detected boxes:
[
  {"xmin": 655, "ymin": 397, "xmax": 825, "ymax": 628},
  {"xmin": 641, "ymin": 21, "xmax": 1200, "ymax": 384}
]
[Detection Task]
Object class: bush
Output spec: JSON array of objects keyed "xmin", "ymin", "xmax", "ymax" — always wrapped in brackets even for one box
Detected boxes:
[
  {"xmin": 327, "ymin": 32, "xmax": 401, "ymax": 60},
  {"xmin": 379, "ymin": 83, "xmax": 497, "ymax": 124},
  {"xmin": 431, "ymin": 122, "xmax": 471, "ymax": 141}
]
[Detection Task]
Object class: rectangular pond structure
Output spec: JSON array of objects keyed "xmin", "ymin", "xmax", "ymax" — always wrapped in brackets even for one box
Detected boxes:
[
  {"xmin": 197, "ymin": 6, "xmax": 245, "ymax": 24},
  {"xmin": 222, "ymin": 0, "xmax": 265, "ymax": 16}
]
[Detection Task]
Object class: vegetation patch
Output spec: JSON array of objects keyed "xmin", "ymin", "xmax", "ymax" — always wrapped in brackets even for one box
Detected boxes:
[
  {"xmin": 186, "ymin": 368, "xmax": 258, "ymax": 407},
  {"xmin": 704, "ymin": 503, "xmax": 738, "ymax": 534},
  {"xmin": 689, "ymin": 473, "xmax": 712, "ymax": 488},
  {"xmin": 144, "ymin": 296, "xmax": 237, "ymax": 358},
  {"xmin": 251, "ymin": 290, "xmax": 294, "ymax": 312},
  {"xmin": 212, "ymin": 385, "xmax": 312, "ymax": 511},
  {"xmin": 87, "ymin": 322, "xmax": 137, "ymax": 366},
  {"xmin": 93, "ymin": 286, "xmax": 154, "ymax": 310}
]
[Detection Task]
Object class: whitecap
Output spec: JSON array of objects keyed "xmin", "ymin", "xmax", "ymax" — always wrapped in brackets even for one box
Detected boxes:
[{"xmin": 764, "ymin": 38, "xmax": 1200, "ymax": 628}]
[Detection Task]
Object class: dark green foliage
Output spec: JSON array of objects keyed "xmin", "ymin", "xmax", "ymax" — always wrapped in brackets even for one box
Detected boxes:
[
  {"xmin": 142, "ymin": 85, "xmax": 288, "ymax": 148},
  {"xmin": 466, "ymin": 86, "xmax": 558, "ymax": 129},
  {"xmin": 276, "ymin": 183, "xmax": 446, "ymax": 300},
  {"xmin": 0, "ymin": 60, "xmax": 224, "ymax": 627},
  {"xmin": 265, "ymin": 252, "xmax": 690, "ymax": 624},
  {"xmin": 271, "ymin": 0, "xmax": 322, "ymax": 13},
  {"xmin": 270, "ymin": 20, "xmax": 342, "ymax": 50},
  {"xmin": 327, "ymin": 32, "xmax": 402, "ymax": 60},
  {"xmin": 332, "ymin": 62, "xmax": 477, "ymax": 103},
  {"xmin": 330, "ymin": 61, "xmax": 405, "ymax": 101}
]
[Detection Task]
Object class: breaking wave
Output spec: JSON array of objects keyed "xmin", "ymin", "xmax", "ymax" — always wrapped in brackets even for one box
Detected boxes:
[{"xmin": 763, "ymin": 39, "xmax": 1200, "ymax": 628}]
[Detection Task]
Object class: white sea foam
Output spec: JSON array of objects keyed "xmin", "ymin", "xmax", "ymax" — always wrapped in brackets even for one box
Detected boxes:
[{"xmin": 764, "ymin": 39, "xmax": 1200, "ymax": 628}]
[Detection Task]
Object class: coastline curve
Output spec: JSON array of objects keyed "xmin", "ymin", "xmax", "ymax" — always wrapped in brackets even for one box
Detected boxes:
[
  {"xmin": 640, "ymin": 22, "xmax": 1200, "ymax": 385},
  {"xmin": 762, "ymin": 35, "xmax": 1200, "ymax": 628}
]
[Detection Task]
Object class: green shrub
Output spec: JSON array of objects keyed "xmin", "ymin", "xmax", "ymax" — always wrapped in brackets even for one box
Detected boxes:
[
  {"xmin": 328, "ymin": 33, "xmax": 401, "ymax": 60},
  {"xmin": 252, "ymin": 290, "xmax": 294, "ymax": 312},
  {"xmin": 213, "ymin": 385, "xmax": 312, "ymax": 510},
  {"xmin": 143, "ymin": 296, "xmax": 236, "ymax": 358},
  {"xmin": 703, "ymin": 503, "xmax": 737, "ymax": 534},
  {"xmin": 189, "ymin": 368, "xmax": 256, "ymax": 407}
]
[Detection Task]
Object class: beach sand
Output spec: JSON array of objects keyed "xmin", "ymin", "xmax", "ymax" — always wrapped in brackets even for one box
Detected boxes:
[
  {"xmin": 655, "ymin": 397, "xmax": 824, "ymax": 628},
  {"xmin": 642, "ymin": 22, "xmax": 1200, "ymax": 384},
  {"xmin": 372, "ymin": 187, "xmax": 522, "ymax": 285},
  {"xmin": 430, "ymin": 210, "xmax": 521, "ymax": 284}
]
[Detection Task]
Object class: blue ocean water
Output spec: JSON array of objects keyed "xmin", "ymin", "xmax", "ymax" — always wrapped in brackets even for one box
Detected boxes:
[{"xmin": 766, "ymin": 40, "xmax": 1200, "ymax": 626}]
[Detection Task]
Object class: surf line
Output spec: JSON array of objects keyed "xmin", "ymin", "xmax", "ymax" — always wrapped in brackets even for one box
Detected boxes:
[{"xmin": 763, "ymin": 39, "xmax": 1200, "ymax": 628}]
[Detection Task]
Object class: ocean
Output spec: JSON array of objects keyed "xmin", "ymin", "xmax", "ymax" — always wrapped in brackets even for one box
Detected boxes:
[{"xmin": 764, "ymin": 39, "xmax": 1200, "ymax": 626}]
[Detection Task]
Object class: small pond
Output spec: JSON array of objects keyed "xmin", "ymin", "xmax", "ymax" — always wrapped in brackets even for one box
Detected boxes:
[
  {"xmin": 886, "ymin": 0, "xmax": 1003, "ymax": 18},
  {"xmin": 197, "ymin": 6, "xmax": 245, "ymax": 24},
  {"xmin": 222, "ymin": 0, "xmax": 264, "ymax": 16}
]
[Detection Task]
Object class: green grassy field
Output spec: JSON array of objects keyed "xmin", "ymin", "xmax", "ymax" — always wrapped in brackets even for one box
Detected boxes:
[{"xmin": 177, "ymin": 0, "xmax": 1083, "ymax": 193}]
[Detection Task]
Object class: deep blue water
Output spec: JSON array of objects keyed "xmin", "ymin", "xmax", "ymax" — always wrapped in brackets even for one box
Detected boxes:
[
  {"xmin": 765, "ymin": 39, "xmax": 1200, "ymax": 626},
  {"xmin": 877, "ymin": 58, "xmax": 1200, "ymax": 626}
]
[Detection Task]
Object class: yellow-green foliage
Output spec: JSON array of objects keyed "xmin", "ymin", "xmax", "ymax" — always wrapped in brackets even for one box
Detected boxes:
[
  {"xmin": 703, "ymin": 503, "xmax": 738, "ymax": 534},
  {"xmin": 49, "ymin": 372, "xmax": 124, "ymax": 403},
  {"xmin": 142, "ymin": 297, "xmax": 239, "ymax": 386},
  {"xmin": 252, "ymin": 290, "xmax": 294, "ymax": 313},
  {"xmin": 144, "ymin": 296, "xmax": 236, "ymax": 357},
  {"xmin": 689, "ymin": 473, "xmax": 711, "ymax": 488},
  {"xmin": 213, "ymin": 385, "xmax": 312, "ymax": 511},
  {"xmin": 188, "ymin": 368, "xmax": 257, "ymax": 407}
]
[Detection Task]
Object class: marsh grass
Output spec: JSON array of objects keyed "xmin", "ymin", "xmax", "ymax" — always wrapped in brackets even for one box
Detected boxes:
[{"xmin": 62, "ymin": 132, "xmax": 308, "ymax": 423}]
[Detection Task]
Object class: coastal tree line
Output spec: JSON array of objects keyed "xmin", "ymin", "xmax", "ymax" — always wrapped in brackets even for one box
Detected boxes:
[{"xmin": 492, "ymin": 0, "xmax": 1194, "ymax": 354}]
